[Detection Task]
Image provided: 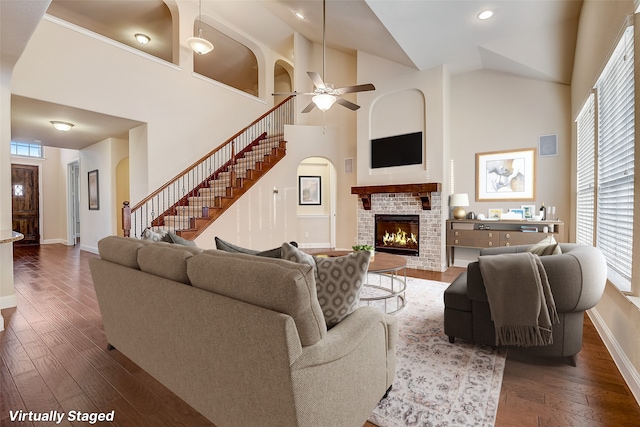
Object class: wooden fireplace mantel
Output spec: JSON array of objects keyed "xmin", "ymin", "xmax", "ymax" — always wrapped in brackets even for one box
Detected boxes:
[{"xmin": 351, "ymin": 183, "xmax": 442, "ymax": 210}]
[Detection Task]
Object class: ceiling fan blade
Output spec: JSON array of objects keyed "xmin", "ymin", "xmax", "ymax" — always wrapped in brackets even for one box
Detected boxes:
[
  {"xmin": 301, "ymin": 101, "xmax": 317, "ymax": 113},
  {"xmin": 336, "ymin": 97, "xmax": 360, "ymax": 111},
  {"xmin": 272, "ymin": 91, "xmax": 316, "ymax": 96},
  {"xmin": 336, "ymin": 83, "xmax": 376, "ymax": 95},
  {"xmin": 307, "ymin": 71, "xmax": 326, "ymax": 89}
]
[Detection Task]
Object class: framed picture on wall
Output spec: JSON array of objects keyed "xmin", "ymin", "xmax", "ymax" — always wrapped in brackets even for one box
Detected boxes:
[
  {"xmin": 299, "ymin": 176, "xmax": 321, "ymax": 205},
  {"xmin": 88, "ymin": 169, "xmax": 99, "ymax": 210},
  {"xmin": 476, "ymin": 148, "xmax": 536, "ymax": 202}
]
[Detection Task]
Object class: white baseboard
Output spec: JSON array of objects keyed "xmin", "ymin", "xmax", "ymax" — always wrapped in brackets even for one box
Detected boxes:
[
  {"xmin": 80, "ymin": 244, "xmax": 99, "ymax": 254},
  {"xmin": 0, "ymin": 294, "xmax": 18, "ymax": 309},
  {"xmin": 42, "ymin": 238, "xmax": 69, "ymax": 245},
  {"xmin": 587, "ymin": 308, "xmax": 640, "ymax": 405},
  {"xmin": 297, "ymin": 242, "xmax": 331, "ymax": 249}
]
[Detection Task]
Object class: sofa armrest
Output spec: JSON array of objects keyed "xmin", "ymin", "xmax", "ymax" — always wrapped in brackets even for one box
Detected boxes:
[{"xmin": 291, "ymin": 306, "xmax": 394, "ymax": 369}]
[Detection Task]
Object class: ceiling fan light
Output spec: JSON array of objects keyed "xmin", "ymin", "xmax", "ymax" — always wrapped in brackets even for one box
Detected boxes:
[
  {"xmin": 50, "ymin": 121, "xmax": 74, "ymax": 132},
  {"xmin": 313, "ymin": 94, "xmax": 336, "ymax": 112}
]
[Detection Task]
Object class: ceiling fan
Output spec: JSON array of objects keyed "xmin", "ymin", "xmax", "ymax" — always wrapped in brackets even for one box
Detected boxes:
[{"xmin": 272, "ymin": 0, "xmax": 376, "ymax": 113}]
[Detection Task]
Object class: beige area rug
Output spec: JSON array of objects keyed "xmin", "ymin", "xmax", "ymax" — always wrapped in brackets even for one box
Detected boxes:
[{"xmin": 361, "ymin": 276, "xmax": 507, "ymax": 427}]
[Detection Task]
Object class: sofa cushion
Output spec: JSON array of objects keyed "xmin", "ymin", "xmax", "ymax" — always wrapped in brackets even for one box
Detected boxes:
[
  {"xmin": 282, "ymin": 242, "xmax": 371, "ymax": 327},
  {"xmin": 527, "ymin": 235, "xmax": 562, "ymax": 256},
  {"xmin": 138, "ymin": 244, "xmax": 196, "ymax": 284},
  {"xmin": 215, "ymin": 237, "xmax": 282, "ymax": 258},
  {"xmin": 188, "ymin": 251, "xmax": 326, "ymax": 346},
  {"xmin": 98, "ymin": 236, "xmax": 145, "ymax": 269}
]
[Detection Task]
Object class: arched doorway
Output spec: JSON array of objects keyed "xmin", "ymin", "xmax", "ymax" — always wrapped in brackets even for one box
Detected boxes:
[
  {"xmin": 274, "ymin": 60, "xmax": 293, "ymax": 106},
  {"xmin": 295, "ymin": 157, "xmax": 336, "ymax": 249}
]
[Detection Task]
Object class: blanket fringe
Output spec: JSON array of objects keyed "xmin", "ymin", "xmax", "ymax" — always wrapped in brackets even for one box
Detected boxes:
[{"xmin": 496, "ymin": 325, "xmax": 553, "ymax": 347}]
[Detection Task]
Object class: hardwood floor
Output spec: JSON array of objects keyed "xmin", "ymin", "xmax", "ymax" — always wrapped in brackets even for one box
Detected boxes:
[{"xmin": 1, "ymin": 244, "xmax": 639, "ymax": 426}]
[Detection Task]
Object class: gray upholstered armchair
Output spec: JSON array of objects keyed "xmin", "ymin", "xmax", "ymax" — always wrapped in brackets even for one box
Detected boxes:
[{"xmin": 444, "ymin": 243, "xmax": 607, "ymax": 364}]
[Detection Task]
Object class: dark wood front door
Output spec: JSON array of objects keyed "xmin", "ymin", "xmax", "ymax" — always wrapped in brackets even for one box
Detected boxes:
[{"xmin": 12, "ymin": 164, "xmax": 40, "ymax": 246}]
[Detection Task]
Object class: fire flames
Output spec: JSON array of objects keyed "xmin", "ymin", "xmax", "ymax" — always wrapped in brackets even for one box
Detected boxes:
[{"xmin": 382, "ymin": 228, "xmax": 418, "ymax": 247}]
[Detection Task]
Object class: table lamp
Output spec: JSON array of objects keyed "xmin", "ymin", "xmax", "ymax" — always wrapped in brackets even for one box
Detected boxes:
[{"xmin": 450, "ymin": 193, "xmax": 470, "ymax": 220}]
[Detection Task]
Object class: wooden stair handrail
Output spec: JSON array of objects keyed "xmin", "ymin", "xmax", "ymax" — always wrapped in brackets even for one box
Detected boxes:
[{"xmin": 129, "ymin": 95, "xmax": 293, "ymax": 212}]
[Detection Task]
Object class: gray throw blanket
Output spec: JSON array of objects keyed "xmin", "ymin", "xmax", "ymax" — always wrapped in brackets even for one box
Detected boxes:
[{"xmin": 479, "ymin": 252, "xmax": 559, "ymax": 347}]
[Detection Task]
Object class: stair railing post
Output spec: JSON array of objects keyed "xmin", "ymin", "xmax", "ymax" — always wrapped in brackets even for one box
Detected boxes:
[{"xmin": 122, "ymin": 201, "xmax": 131, "ymax": 237}]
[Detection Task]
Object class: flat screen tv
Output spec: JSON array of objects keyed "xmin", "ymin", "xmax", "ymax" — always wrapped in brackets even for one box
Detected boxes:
[{"xmin": 371, "ymin": 131, "xmax": 423, "ymax": 169}]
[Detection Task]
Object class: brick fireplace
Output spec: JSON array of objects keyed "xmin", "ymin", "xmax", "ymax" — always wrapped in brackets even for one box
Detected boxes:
[{"xmin": 352, "ymin": 183, "xmax": 445, "ymax": 271}]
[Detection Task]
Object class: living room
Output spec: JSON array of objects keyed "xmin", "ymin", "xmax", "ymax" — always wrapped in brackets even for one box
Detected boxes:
[{"xmin": 1, "ymin": 0, "xmax": 640, "ymax": 423}]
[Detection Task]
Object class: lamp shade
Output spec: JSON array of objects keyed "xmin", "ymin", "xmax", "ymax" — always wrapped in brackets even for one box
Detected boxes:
[{"xmin": 450, "ymin": 193, "xmax": 469, "ymax": 207}]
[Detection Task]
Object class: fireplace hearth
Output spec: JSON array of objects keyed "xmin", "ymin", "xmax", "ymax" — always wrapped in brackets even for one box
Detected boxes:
[{"xmin": 375, "ymin": 214, "xmax": 420, "ymax": 256}]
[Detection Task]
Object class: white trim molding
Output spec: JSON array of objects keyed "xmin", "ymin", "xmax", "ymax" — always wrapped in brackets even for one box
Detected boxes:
[
  {"xmin": 587, "ymin": 308, "xmax": 640, "ymax": 405},
  {"xmin": 0, "ymin": 293, "xmax": 18, "ymax": 309}
]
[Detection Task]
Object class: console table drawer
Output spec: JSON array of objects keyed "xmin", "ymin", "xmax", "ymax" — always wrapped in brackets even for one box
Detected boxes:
[
  {"xmin": 499, "ymin": 231, "xmax": 551, "ymax": 246},
  {"xmin": 447, "ymin": 230, "xmax": 498, "ymax": 247}
]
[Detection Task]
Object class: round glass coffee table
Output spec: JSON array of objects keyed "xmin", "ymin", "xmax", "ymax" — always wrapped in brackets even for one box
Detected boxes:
[{"xmin": 315, "ymin": 251, "xmax": 407, "ymax": 315}]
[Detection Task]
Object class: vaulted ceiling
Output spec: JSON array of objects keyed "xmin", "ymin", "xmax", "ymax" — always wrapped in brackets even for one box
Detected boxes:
[{"xmin": 4, "ymin": 0, "xmax": 583, "ymax": 150}]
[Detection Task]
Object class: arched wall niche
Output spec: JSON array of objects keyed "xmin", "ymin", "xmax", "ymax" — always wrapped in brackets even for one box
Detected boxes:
[{"xmin": 193, "ymin": 17, "xmax": 266, "ymax": 98}]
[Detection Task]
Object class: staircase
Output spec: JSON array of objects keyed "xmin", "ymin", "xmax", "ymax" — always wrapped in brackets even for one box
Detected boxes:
[{"xmin": 123, "ymin": 96, "xmax": 294, "ymax": 240}]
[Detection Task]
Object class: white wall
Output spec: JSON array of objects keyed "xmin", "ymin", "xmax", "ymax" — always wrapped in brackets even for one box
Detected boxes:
[
  {"xmin": 296, "ymin": 157, "xmax": 332, "ymax": 248},
  {"xmin": 571, "ymin": 0, "xmax": 640, "ymax": 402},
  {"xmin": 196, "ymin": 125, "xmax": 364, "ymax": 250}
]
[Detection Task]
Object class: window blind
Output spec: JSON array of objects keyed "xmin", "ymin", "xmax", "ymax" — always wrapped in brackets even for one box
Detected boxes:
[
  {"xmin": 576, "ymin": 94, "xmax": 595, "ymax": 246},
  {"xmin": 595, "ymin": 25, "xmax": 634, "ymax": 293}
]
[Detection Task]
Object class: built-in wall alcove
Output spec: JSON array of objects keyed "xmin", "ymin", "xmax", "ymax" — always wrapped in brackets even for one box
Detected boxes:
[
  {"xmin": 46, "ymin": 0, "xmax": 175, "ymax": 64},
  {"xmin": 193, "ymin": 21, "xmax": 259, "ymax": 97},
  {"xmin": 274, "ymin": 60, "xmax": 293, "ymax": 106},
  {"xmin": 295, "ymin": 157, "xmax": 336, "ymax": 249}
]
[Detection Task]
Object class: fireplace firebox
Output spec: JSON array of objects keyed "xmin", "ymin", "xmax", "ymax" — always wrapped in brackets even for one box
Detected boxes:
[{"xmin": 374, "ymin": 214, "xmax": 420, "ymax": 256}]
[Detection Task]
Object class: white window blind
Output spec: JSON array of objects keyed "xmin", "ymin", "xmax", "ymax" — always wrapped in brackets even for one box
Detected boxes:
[
  {"xmin": 595, "ymin": 25, "xmax": 634, "ymax": 293},
  {"xmin": 576, "ymin": 94, "xmax": 595, "ymax": 246}
]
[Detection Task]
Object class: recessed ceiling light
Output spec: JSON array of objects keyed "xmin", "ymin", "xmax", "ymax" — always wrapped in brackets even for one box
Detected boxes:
[
  {"xmin": 135, "ymin": 33, "xmax": 150, "ymax": 44},
  {"xmin": 478, "ymin": 10, "xmax": 494, "ymax": 20},
  {"xmin": 295, "ymin": 11, "xmax": 305, "ymax": 20},
  {"xmin": 50, "ymin": 121, "xmax": 74, "ymax": 132}
]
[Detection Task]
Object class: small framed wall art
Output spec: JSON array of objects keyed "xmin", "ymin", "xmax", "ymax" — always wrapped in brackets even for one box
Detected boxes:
[
  {"xmin": 299, "ymin": 175, "xmax": 321, "ymax": 205},
  {"xmin": 476, "ymin": 148, "xmax": 536, "ymax": 202},
  {"xmin": 88, "ymin": 169, "xmax": 100, "ymax": 210}
]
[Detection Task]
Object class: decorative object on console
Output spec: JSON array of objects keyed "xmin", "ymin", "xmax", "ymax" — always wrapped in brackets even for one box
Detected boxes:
[
  {"xmin": 521, "ymin": 204, "xmax": 536, "ymax": 219},
  {"xmin": 507, "ymin": 208, "xmax": 525, "ymax": 219},
  {"xmin": 449, "ymin": 193, "xmax": 469, "ymax": 219},
  {"xmin": 488, "ymin": 208, "xmax": 503, "ymax": 219},
  {"xmin": 476, "ymin": 148, "xmax": 536, "ymax": 201}
]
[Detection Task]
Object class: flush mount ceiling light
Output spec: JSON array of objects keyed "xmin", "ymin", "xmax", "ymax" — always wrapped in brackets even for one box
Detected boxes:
[
  {"xmin": 295, "ymin": 11, "xmax": 305, "ymax": 19},
  {"xmin": 134, "ymin": 33, "xmax": 150, "ymax": 44},
  {"xmin": 50, "ymin": 121, "xmax": 74, "ymax": 132},
  {"xmin": 187, "ymin": 0, "xmax": 214, "ymax": 55},
  {"xmin": 478, "ymin": 10, "xmax": 494, "ymax": 20}
]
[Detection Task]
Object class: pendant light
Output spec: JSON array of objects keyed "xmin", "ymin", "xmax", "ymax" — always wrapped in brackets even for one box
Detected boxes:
[{"xmin": 187, "ymin": 0, "xmax": 214, "ymax": 55}]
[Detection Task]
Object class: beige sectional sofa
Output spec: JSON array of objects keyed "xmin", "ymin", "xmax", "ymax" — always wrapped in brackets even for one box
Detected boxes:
[{"xmin": 89, "ymin": 236, "xmax": 397, "ymax": 427}]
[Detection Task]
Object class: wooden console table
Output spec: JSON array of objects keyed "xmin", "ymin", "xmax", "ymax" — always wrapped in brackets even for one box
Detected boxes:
[{"xmin": 446, "ymin": 219, "xmax": 564, "ymax": 267}]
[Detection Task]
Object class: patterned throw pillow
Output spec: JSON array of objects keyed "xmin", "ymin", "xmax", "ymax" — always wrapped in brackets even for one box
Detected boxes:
[
  {"xmin": 527, "ymin": 235, "xmax": 562, "ymax": 256},
  {"xmin": 314, "ymin": 251, "xmax": 371, "ymax": 327},
  {"xmin": 281, "ymin": 242, "xmax": 371, "ymax": 327},
  {"xmin": 141, "ymin": 228, "xmax": 171, "ymax": 243}
]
